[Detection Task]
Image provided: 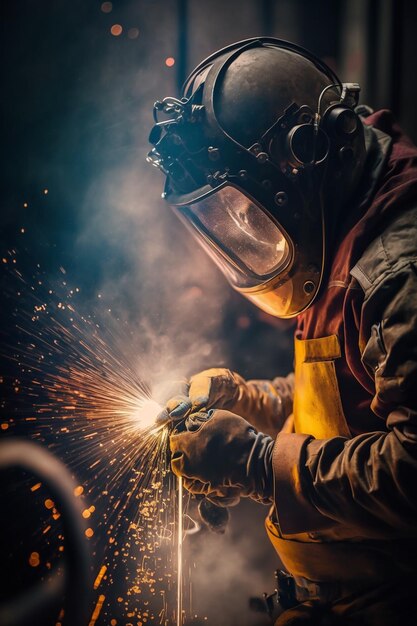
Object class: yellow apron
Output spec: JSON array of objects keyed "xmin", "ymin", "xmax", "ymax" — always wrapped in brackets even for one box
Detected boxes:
[{"xmin": 265, "ymin": 335, "xmax": 392, "ymax": 584}]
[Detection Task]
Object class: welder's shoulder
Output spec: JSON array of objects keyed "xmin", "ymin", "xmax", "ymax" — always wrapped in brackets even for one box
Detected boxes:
[{"xmin": 350, "ymin": 203, "xmax": 417, "ymax": 300}]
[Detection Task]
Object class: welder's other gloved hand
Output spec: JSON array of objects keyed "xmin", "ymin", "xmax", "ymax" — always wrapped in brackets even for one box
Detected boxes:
[
  {"xmin": 157, "ymin": 368, "xmax": 294, "ymax": 437},
  {"xmin": 169, "ymin": 409, "xmax": 274, "ymax": 507}
]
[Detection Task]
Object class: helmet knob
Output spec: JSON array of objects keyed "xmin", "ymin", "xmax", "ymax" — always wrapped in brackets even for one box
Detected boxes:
[
  {"xmin": 286, "ymin": 124, "xmax": 329, "ymax": 168},
  {"xmin": 325, "ymin": 107, "xmax": 359, "ymax": 138}
]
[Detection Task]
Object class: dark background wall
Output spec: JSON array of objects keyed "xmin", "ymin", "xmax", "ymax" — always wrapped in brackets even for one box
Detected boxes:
[{"xmin": 1, "ymin": 1, "xmax": 416, "ymax": 625}]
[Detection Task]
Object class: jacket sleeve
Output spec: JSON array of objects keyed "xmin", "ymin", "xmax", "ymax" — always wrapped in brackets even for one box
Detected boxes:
[
  {"xmin": 271, "ymin": 262, "xmax": 417, "ymax": 536},
  {"xmin": 243, "ymin": 373, "xmax": 294, "ymax": 438}
]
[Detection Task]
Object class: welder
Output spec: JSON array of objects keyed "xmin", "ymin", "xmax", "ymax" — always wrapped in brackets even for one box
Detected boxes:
[{"xmin": 147, "ymin": 38, "xmax": 417, "ymax": 625}]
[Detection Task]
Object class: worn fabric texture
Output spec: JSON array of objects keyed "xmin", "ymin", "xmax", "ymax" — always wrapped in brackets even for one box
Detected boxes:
[{"xmin": 269, "ymin": 110, "xmax": 417, "ymax": 623}]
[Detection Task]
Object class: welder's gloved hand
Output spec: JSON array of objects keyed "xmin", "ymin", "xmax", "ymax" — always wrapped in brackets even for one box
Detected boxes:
[
  {"xmin": 157, "ymin": 368, "xmax": 294, "ymax": 437},
  {"xmin": 169, "ymin": 409, "xmax": 274, "ymax": 507}
]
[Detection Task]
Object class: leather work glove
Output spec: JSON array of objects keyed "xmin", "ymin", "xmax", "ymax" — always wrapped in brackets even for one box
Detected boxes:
[
  {"xmin": 157, "ymin": 368, "xmax": 294, "ymax": 437},
  {"xmin": 169, "ymin": 409, "xmax": 275, "ymax": 507}
]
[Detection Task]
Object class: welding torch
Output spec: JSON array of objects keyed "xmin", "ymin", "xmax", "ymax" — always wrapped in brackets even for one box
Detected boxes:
[{"xmin": 157, "ymin": 404, "xmax": 230, "ymax": 534}]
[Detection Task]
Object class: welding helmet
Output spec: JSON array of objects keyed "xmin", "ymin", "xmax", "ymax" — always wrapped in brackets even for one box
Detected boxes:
[{"xmin": 147, "ymin": 38, "xmax": 366, "ymax": 318}]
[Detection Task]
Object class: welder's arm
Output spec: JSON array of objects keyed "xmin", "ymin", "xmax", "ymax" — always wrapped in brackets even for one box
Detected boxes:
[
  {"xmin": 271, "ymin": 265, "xmax": 417, "ymax": 536},
  {"xmin": 159, "ymin": 368, "xmax": 294, "ymax": 438}
]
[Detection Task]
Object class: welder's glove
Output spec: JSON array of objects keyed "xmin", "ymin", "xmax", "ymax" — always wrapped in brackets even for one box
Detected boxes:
[
  {"xmin": 169, "ymin": 409, "xmax": 274, "ymax": 507},
  {"xmin": 158, "ymin": 368, "xmax": 294, "ymax": 437}
]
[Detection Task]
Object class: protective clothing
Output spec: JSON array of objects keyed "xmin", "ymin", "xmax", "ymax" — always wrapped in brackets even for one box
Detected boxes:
[
  {"xmin": 169, "ymin": 409, "xmax": 274, "ymax": 506},
  {"xmin": 150, "ymin": 34, "xmax": 417, "ymax": 623},
  {"xmin": 148, "ymin": 38, "xmax": 366, "ymax": 318},
  {"xmin": 165, "ymin": 111, "xmax": 417, "ymax": 624},
  {"xmin": 266, "ymin": 111, "xmax": 417, "ymax": 624},
  {"xmin": 158, "ymin": 368, "xmax": 294, "ymax": 437}
]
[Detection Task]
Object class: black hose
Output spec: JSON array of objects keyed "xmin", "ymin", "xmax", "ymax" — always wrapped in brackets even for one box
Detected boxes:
[{"xmin": 0, "ymin": 439, "xmax": 91, "ymax": 626}]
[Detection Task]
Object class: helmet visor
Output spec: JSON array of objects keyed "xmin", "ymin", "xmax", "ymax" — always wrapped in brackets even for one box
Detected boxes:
[{"xmin": 175, "ymin": 185, "xmax": 291, "ymax": 288}]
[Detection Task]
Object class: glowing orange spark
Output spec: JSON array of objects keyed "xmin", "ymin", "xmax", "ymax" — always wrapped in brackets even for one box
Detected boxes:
[
  {"xmin": 110, "ymin": 24, "xmax": 122, "ymax": 36},
  {"xmin": 2, "ymin": 258, "xmax": 187, "ymax": 623},
  {"xmin": 29, "ymin": 551, "xmax": 40, "ymax": 567},
  {"xmin": 93, "ymin": 564, "xmax": 107, "ymax": 589},
  {"xmin": 88, "ymin": 594, "xmax": 105, "ymax": 626}
]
